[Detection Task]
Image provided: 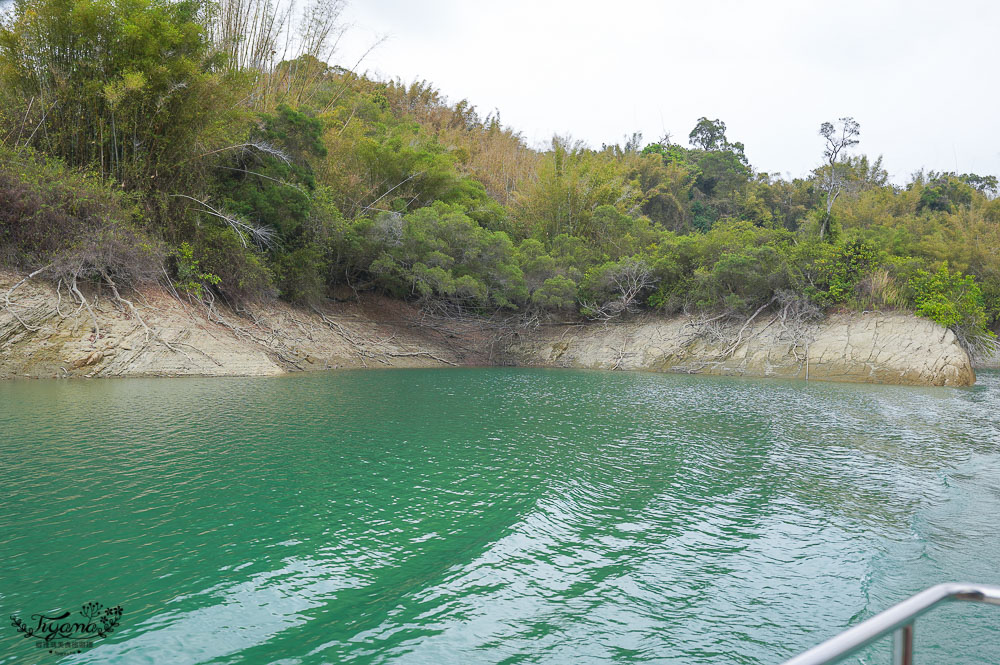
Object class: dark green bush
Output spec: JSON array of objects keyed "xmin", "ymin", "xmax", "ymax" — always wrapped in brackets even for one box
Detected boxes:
[
  {"xmin": 368, "ymin": 203, "xmax": 525, "ymax": 310},
  {"xmin": 813, "ymin": 239, "xmax": 883, "ymax": 305},
  {"xmin": 190, "ymin": 226, "xmax": 273, "ymax": 300}
]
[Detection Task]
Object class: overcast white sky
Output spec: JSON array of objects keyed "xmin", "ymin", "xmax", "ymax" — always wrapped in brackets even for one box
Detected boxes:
[{"xmin": 337, "ymin": 0, "xmax": 1000, "ymax": 183}]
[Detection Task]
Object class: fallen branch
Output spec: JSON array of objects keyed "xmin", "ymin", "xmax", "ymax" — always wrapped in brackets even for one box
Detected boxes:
[
  {"xmin": 70, "ymin": 273, "xmax": 101, "ymax": 338},
  {"xmin": 723, "ymin": 297, "xmax": 777, "ymax": 358},
  {"xmin": 101, "ymin": 270, "xmax": 195, "ymax": 362},
  {"xmin": 386, "ymin": 351, "xmax": 457, "ymax": 366}
]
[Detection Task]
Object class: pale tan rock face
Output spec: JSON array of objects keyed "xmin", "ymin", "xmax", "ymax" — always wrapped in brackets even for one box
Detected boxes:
[
  {"xmin": 0, "ymin": 272, "xmax": 465, "ymax": 379},
  {"xmin": 508, "ymin": 312, "xmax": 976, "ymax": 387},
  {"xmin": 0, "ymin": 271, "xmax": 975, "ymax": 386}
]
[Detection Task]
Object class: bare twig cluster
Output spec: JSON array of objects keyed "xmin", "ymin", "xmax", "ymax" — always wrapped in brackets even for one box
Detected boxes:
[
  {"xmin": 169, "ymin": 194, "xmax": 278, "ymax": 250},
  {"xmin": 310, "ymin": 304, "xmax": 458, "ymax": 367},
  {"xmin": 581, "ymin": 258, "xmax": 654, "ymax": 321},
  {"xmin": 679, "ymin": 290, "xmax": 821, "ymax": 366}
]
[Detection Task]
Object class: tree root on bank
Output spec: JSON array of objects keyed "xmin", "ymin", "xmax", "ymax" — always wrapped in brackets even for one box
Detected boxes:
[
  {"xmin": 721, "ymin": 297, "xmax": 776, "ymax": 358},
  {"xmin": 311, "ymin": 303, "xmax": 466, "ymax": 367},
  {"xmin": 677, "ymin": 292, "xmax": 820, "ymax": 370},
  {"xmin": 611, "ymin": 335, "xmax": 632, "ymax": 371},
  {"xmin": 70, "ymin": 273, "xmax": 101, "ymax": 338},
  {"xmin": 405, "ymin": 302, "xmax": 545, "ymax": 364},
  {"xmin": 385, "ymin": 351, "xmax": 457, "ymax": 366},
  {"xmin": 311, "ymin": 304, "xmax": 382, "ymax": 367},
  {"xmin": 100, "ymin": 270, "xmax": 202, "ymax": 366},
  {"xmin": 4, "ymin": 266, "xmax": 227, "ymax": 374},
  {"xmin": 3, "ymin": 265, "xmax": 51, "ymax": 333},
  {"xmin": 54, "ymin": 278, "xmax": 86, "ymax": 320},
  {"xmin": 195, "ymin": 292, "xmax": 303, "ymax": 369}
]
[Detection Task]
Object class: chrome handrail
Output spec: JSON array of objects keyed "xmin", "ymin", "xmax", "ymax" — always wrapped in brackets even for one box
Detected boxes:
[{"xmin": 781, "ymin": 582, "xmax": 1000, "ymax": 665}]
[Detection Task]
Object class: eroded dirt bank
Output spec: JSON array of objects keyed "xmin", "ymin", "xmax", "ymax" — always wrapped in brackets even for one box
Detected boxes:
[{"xmin": 0, "ymin": 272, "xmax": 976, "ymax": 386}]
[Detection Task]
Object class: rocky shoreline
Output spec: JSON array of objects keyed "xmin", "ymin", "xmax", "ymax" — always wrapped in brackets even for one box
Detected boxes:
[
  {"xmin": 0, "ymin": 272, "xmax": 976, "ymax": 386},
  {"xmin": 508, "ymin": 313, "xmax": 975, "ymax": 386}
]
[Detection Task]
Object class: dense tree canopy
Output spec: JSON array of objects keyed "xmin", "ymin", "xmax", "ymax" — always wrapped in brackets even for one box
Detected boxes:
[{"xmin": 0, "ymin": 0, "xmax": 997, "ymax": 351}]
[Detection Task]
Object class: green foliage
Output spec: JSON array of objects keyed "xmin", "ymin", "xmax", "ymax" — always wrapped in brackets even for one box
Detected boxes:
[
  {"xmin": 629, "ymin": 153, "xmax": 693, "ymax": 231},
  {"xmin": 961, "ymin": 172, "xmax": 998, "ymax": 197},
  {"xmin": 515, "ymin": 237, "xmax": 581, "ymax": 304},
  {"xmin": 216, "ymin": 104, "xmax": 324, "ymax": 240},
  {"xmin": 172, "ymin": 241, "xmax": 220, "ymax": 297},
  {"xmin": 190, "ymin": 226, "xmax": 272, "ymax": 300},
  {"xmin": 273, "ymin": 244, "xmax": 326, "ymax": 304},
  {"xmin": 814, "ymin": 239, "xmax": 884, "ymax": 304},
  {"xmin": 915, "ymin": 172, "xmax": 975, "ymax": 213},
  {"xmin": 688, "ymin": 118, "xmax": 728, "ymax": 152},
  {"xmin": 0, "ymin": 0, "xmax": 241, "ymax": 189},
  {"xmin": 691, "ymin": 201, "xmax": 717, "ymax": 232},
  {"xmin": 368, "ymin": 204, "xmax": 525, "ymax": 310},
  {"xmin": 690, "ymin": 148, "xmax": 750, "ymax": 200},
  {"xmin": 2, "ymin": 0, "xmax": 999, "ymax": 332},
  {"xmin": 695, "ymin": 246, "xmax": 790, "ymax": 312},
  {"xmin": 909, "ymin": 262, "xmax": 994, "ymax": 349},
  {"xmin": 531, "ymin": 275, "xmax": 577, "ymax": 310},
  {"xmin": 515, "ymin": 137, "xmax": 640, "ymax": 241},
  {"xmin": 320, "ymin": 104, "xmax": 508, "ymax": 228}
]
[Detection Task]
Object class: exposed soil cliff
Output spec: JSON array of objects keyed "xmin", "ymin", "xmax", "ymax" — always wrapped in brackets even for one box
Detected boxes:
[{"xmin": 0, "ymin": 271, "xmax": 976, "ymax": 386}]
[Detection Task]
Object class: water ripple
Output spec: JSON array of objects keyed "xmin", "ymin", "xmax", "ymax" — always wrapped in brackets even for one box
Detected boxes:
[{"xmin": 1, "ymin": 370, "xmax": 999, "ymax": 664}]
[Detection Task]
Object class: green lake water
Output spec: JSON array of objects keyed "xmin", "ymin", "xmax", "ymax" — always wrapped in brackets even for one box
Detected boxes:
[{"xmin": 2, "ymin": 368, "xmax": 1000, "ymax": 664}]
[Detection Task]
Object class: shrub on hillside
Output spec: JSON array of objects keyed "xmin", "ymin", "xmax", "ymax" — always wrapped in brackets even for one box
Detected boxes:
[
  {"xmin": 368, "ymin": 203, "xmax": 526, "ymax": 310},
  {"xmin": 909, "ymin": 262, "xmax": 994, "ymax": 352},
  {"xmin": 0, "ymin": 150, "xmax": 162, "ymax": 285}
]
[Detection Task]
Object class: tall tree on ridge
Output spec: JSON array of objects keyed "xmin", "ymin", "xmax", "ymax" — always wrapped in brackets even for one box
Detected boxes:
[{"xmin": 818, "ymin": 117, "xmax": 860, "ymax": 240}]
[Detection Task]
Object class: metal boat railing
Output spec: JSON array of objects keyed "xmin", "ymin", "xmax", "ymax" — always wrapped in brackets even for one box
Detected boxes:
[{"xmin": 781, "ymin": 582, "xmax": 1000, "ymax": 665}]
